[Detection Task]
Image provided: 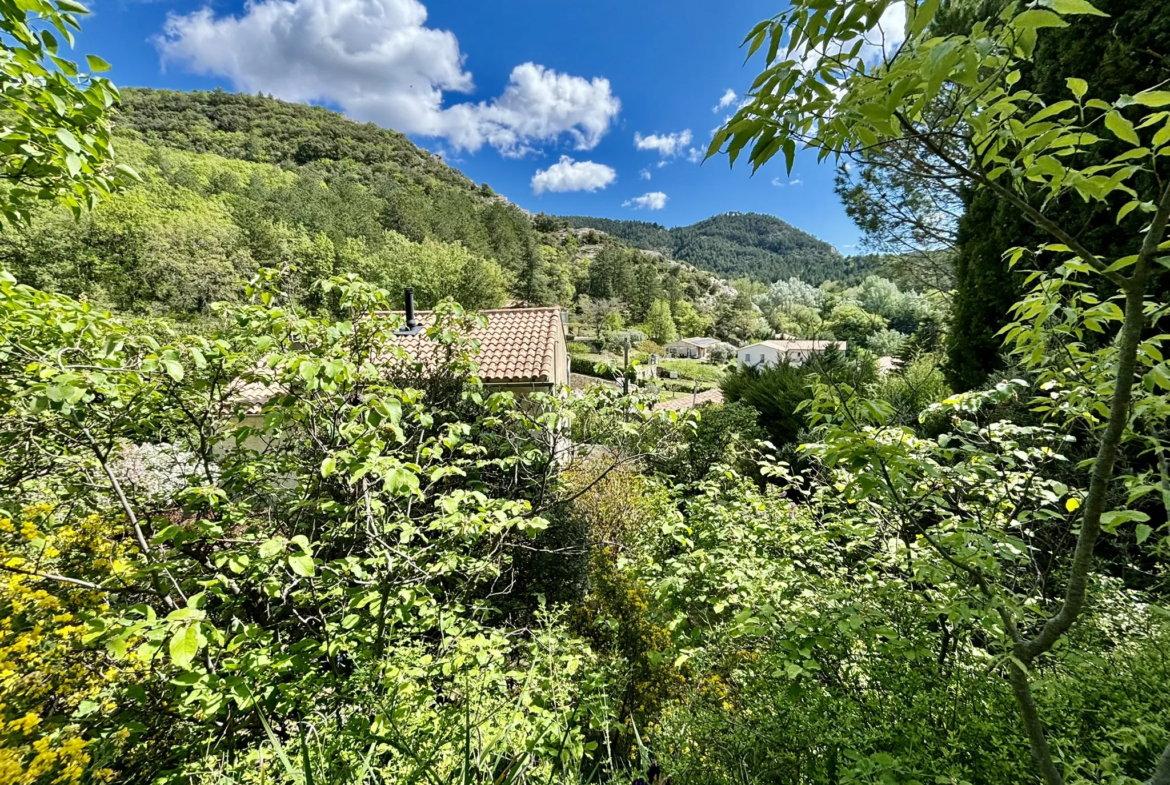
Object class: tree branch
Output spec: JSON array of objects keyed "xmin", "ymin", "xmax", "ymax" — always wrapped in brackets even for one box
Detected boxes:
[
  {"xmin": 1018, "ymin": 178, "xmax": 1170, "ymax": 662},
  {"xmin": 0, "ymin": 562, "xmax": 146, "ymax": 594},
  {"xmin": 892, "ymin": 110, "xmax": 1129, "ymax": 290}
]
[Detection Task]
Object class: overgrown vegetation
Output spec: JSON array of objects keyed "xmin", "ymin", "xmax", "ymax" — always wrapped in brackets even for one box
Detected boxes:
[{"xmin": 3, "ymin": 1, "xmax": 1170, "ymax": 784}]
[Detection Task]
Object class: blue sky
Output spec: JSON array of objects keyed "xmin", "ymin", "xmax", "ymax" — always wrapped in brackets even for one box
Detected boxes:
[{"xmin": 80, "ymin": 0, "xmax": 865, "ymax": 251}]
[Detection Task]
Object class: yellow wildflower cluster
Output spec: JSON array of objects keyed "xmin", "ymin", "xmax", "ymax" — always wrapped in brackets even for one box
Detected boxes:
[{"xmin": 0, "ymin": 505, "xmax": 142, "ymax": 784}]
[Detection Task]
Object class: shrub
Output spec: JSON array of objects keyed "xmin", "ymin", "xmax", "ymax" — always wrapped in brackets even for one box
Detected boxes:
[
  {"xmin": 636, "ymin": 340, "xmax": 664, "ymax": 356},
  {"xmin": 653, "ymin": 401, "xmax": 765, "ymax": 483},
  {"xmin": 602, "ymin": 329, "xmax": 646, "ymax": 354},
  {"xmin": 705, "ymin": 341, "xmax": 738, "ymax": 363},
  {"xmin": 721, "ymin": 361, "xmax": 813, "ymax": 450}
]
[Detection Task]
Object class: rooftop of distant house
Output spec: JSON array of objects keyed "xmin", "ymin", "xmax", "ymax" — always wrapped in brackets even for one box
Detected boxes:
[
  {"xmin": 375, "ymin": 307, "xmax": 566, "ymax": 386},
  {"xmin": 670, "ymin": 337, "xmax": 718, "ymax": 346},
  {"xmin": 229, "ymin": 307, "xmax": 567, "ymax": 414},
  {"xmin": 741, "ymin": 338, "xmax": 847, "ymax": 352}
]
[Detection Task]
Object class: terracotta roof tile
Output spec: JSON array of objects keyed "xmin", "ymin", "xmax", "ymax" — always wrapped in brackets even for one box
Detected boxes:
[
  {"xmin": 226, "ymin": 309, "xmax": 565, "ymax": 414},
  {"xmin": 378, "ymin": 307, "xmax": 565, "ymax": 385},
  {"xmin": 226, "ymin": 377, "xmax": 287, "ymax": 415}
]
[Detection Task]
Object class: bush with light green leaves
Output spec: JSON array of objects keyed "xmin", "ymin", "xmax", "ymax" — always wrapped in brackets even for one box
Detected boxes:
[
  {"xmin": 0, "ymin": 267, "xmax": 684, "ymax": 782},
  {"xmin": 712, "ymin": 0, "xmax": 1170, "ymax": 781}
]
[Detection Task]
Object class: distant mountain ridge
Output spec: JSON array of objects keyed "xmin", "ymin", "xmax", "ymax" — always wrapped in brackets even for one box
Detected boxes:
[{"xmin": 562, "ymin": 212, "xmax": 871, "ymax": 285}]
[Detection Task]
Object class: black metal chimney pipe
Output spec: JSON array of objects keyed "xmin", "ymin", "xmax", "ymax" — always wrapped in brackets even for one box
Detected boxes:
[
  {"xmin": 404, "ymin": 287, "xmax": 417, "ymax": 330},
  {"xmin": 397, "ymin": 287, "xmax": 423, "ymax": 335}
]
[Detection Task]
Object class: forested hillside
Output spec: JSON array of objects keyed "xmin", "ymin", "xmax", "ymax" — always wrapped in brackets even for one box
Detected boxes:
[
  {"xmin": 563, "ymin": 211, "xmax": 871, "ymax": 284},
  {"xmin": 0, "ymin": 89, "xmax": 736, "ymax": 328}
]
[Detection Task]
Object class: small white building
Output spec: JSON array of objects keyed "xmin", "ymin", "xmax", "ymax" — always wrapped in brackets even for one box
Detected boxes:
[
  {"xmin": 738, "ymin": 339, "xmax": 847, "ymax": 369},
  {"xmin": 665, "ymin": 337, "xmax": 718, "ymax": 360},
  {"xmin": 877, "ymin": 355, "xmax": 904, "ymax": 376}
]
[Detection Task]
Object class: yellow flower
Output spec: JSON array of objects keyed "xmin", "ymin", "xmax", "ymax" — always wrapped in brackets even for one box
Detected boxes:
[{"xmin": 9, "ymin": 711, "xmax": 41, "ymax": 735}]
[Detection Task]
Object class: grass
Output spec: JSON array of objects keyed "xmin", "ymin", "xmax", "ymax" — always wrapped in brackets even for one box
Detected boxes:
[{"xmin": 655, "ymin": 359, "xmax": 726, "ymax": 383}]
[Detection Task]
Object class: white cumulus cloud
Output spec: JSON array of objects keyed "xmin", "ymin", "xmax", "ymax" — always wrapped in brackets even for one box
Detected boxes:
[
  {"xmin": 634, "ymin": 129, "xmax": 693, "ymax": 158},
  {"xmin": 156, "ymin": 0, "xmax": 620, "ymax": 157},
  {"xmin": 531, "ymin": 156, "xmax": 616, "ymax": 195},
  {"xmin": 713, "ymin": 88, "xmax": 737, "ymax": 113},
  {"xmin": 639, "ymin": 168, "xmax": 651, "ymax": 180},
  {"xmin": 624, "ymin": 191, "xmax": 668, "ymax": 211}
]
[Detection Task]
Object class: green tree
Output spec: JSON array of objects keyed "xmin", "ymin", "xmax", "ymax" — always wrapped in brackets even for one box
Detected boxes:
[
  {"xmin": 0, "ymin": 0, "xmax": 134, "ymax": 225},
  {"xmin": 716, "ymin": 1, "xmax": 1170, "ymax": 782},
  {"xmin": 671, "ymin": 299, "xmax": 711, "ymax": 337},
  {"xmin": 826, "ymin": 303, "xmax": 886, "ymax": 344},
  {"xmin": 362, "ymin": 231, "xmax": 509, "ymax": 310},
  {"xmin": 942, "ymin": 0, "xmax": 1170, "ymax": 390},
  {"xmin": 645, "ymin": 299, "xmax": 678, "ymax": 344}
]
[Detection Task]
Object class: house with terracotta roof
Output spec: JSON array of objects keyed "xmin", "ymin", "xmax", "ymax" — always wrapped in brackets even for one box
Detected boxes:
[
  {"xmin": 374, "ymin": 306, "xmax": 570, "ymax": 393},
  {"xmin": 664, "ymin": 337, "xmax": 718, "ymax": 360},
  {"xmin": 737, "ymin": 338, "xmax": 847, "ymax": 369},
  {"xmin": 229, "ymin": 306, "xmax": 570, "ymax": 417}
]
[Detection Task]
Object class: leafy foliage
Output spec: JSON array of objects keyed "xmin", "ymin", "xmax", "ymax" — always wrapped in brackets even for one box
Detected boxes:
[
  {"xmin": 712, "ymin": 0, "xmax": 1170, "ymax": 781},
  {"xmin": 0, "ymin": 0, "xmax": 134, "ymax": 226}
]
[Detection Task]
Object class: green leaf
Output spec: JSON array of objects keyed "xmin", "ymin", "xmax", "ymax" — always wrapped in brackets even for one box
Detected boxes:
[
  {"xmin": 288, "ymin": 553, "xmax": 316, "ymax": 577},
  {"xmin": 321, "ymin": 456, "xmax": 336, "ymax": 478},
  {"xmin": 1104, "ymin": 111, "xmax": 1140, "ymax": 146},
  {"xmin": 1136, "ymin": 524, "xmax": 1153, "ymax": 544},
  {"xmin": 162, "ymin": 359, "xmax": 184, "ymax": 381},
  {"xmin": 1132, "ymin": 91, "xmax": 1170, "ymax": 108},
  {"xmin": 169, "ymin": 624, "xmax": 200, "ymax": 669},
  {"xmin": 1100, "ymin": 509, "xmax": 1151, "ymax": 532},
  {"xmin": 55, "ymin": 127, "xmax": 81, "ymax": 153},
  {"xmin": 85, "ymin": 54, "xmax": 111, "ymax": 72},
  {"xmin": 1031, "ymin": 100, "xmax": 1076, "ymax": 123},
  {"xmin": 106, "ymin": 635, "xmax": 128, "ymax": 659},
  {"xmin": 910, "ymin": 0, "xmax": 943, "ymax": 37},
  {"xmin": 259, "ymin": 538, "xmax": 285, "ymax": 559},
  {"xmin": 1013, "ymin": 9, "xmax": 1069, "ymax": 28},
  {"xmin": 115, "ymin": 163, "xmax": 142, "ymax": 181},
  {"xmin": 1065, "ymin": 78, "xmax": 1088, "ymax": 99},
  {"xmin": 56, "ymin": 0, "xmax": 91, "ymax": 13},
  {"xmin": 1049, "ymin": 0, "xmax": 1109, "ymax": 16},
  {"xmin": 1154, "ymin": 123, "xmax": 1170, "ymax": 149}
]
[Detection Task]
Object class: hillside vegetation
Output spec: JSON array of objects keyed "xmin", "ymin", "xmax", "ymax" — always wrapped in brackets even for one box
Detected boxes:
[
  {"xmin": 4, "ymin": 1, "xmax": 1170, "ymax": 783},
  {"xmin": 0, "ymin": 89, "xmax": 734, "ymax": 330},
  {"xmin": 563, "ymin": 211, "xmax": 872, "ymax": 284}
]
